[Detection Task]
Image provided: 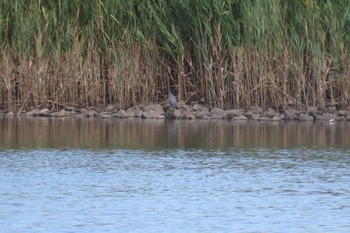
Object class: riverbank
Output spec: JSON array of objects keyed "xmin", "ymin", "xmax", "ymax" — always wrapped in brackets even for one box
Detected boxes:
[{"xmin": 1, "ymin": 102, "xmax": 349, "ymax": 122}]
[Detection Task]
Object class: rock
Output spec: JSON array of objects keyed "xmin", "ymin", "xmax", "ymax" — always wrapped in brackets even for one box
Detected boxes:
[
  {"xmin": 106, "ymin": 104, "xmax": 120, "ymax": 113},
  {"xmin": 38, "ymin": 108, "xmax": 51, "ymax": 116},
  {"xmin": 178, "ymin": 105, "xmax": 195, "ymax": 119},
  {"xmin": 193, "ymin": 104, "xmax": 210, "ymax": 119},
  {"xmin": 326, "ymin": 106, "xmax": 337, "ymax": 114},
  {"xmin": 185, "ymin": 114, "xmax": 196, "ymax": 120},
  {"xmin": 141, "ymin": 104, "xmax": 164, "ymax": 113},
  {"xmin": 51, "ymin": 110, "xmax": 68, "ymax": 117},
  {"xmin": 316, "ymin": 113, "xmax": 337, "ymax": 121},
  {"xmin": 249, "ymin": 107, "xmax": 263, "ymax": 114},
  {"xmin": 194, "ymin": 111, "xmax": 210, "ymax": 119},
  {"xmin": 99, "ymin": 112, "xmax": 113, "ymax": 118},
  {"xmin": 87, "ymin": 110, "xmax": 98, "ymax": 117},
  {"xmin": 251, "ymin": 114, "xmax": 270, "ymax": 121},
  {"xmin": 115, "ymin": 110, "xmax": 129, "ymax": 118},
  {"xmin": 202, "ymin": 115, "xmax": 211, "ymax": 119},
  {"xmin": 79, "ymin": 108, "xmax": 89, "ymax": 117},
  {"xmin": 64, "ymin": 106, "xmax": 78, "ymax": 113},
  {"xmin": 337, "ymin": 110, "xmax": 348, "ymax": 117},
  {"xmin": 262, "ymin": 108, "xmax": 278, "ymax": 118},
  {"xmin": 178, "ymin": 104, "xmax": 192, "ymax": 113},
  {"xmin": 233, "ymin": 115, "xmax": 248, "ymax": 120},
  {"xmin": 78, "ymin": 108, "xmax": 98, "ymax": 117},
  {"xmin": 226, "ymin": 109, "xmax": 243, "ymax": 119},
  {"xmin": 166, "ymin": 108, "xmax": 181, "ymax": 119},
  {"xmin": 297, "ymin": 113, "xmax": 314, "ymax": 121},
  {"xmin": 25, "ymin": 109, "xmax": 41, "ymax": 117},
  {"xmin": 75, "ymin": 114, "xmax": 86, "ymax": 118},
  {"xmin": 140, "ymin": 104, "xmax": 165, "ymax": 119},
  {"xmin": 126, "ymin": 106, "xmax": 142, "ymax": 117},
  {"xmin": 283, "ymin": 109, "xmax": 299, "ymax": 120},
  {"xmin": 211, "ymin": 108, "xmax": 227, "ymax": 119},
  {"xmin": 142, "ymin": 111, "xmax": 166, "ymax": 119},
  {"xmin": 192, "ymin": 104, "xmax": 209, "ymax": 112},
  {"xmin": 271, "ymin": 114, "xmax": 282, "ymax": 121},
  {"xmin": 243, "ymin": 111, "xmax": 254, "ymax": 119},
  {"xmin": 6, "ymin": 111, "xmax": 14, "ymax": 116}
]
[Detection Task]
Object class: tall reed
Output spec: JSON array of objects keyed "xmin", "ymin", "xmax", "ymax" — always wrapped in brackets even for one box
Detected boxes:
[{"xmin": 0, "ymin": 0, "xmax": 349, "ymax": 111}]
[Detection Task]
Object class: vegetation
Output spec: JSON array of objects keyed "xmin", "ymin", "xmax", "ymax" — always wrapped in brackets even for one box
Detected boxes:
[{"xmin": 1, "ymin": 0, "xmax": 350, "ymax": 111}]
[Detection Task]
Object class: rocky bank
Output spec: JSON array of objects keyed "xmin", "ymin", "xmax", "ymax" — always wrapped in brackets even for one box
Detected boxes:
[{"xmin": 1, "ymin": 102, "xmax": 349, "ymax": 122}]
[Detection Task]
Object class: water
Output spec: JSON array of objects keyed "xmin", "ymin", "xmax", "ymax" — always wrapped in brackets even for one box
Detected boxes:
[{"xmin": 0, "ymin": 118, "xmax": 350, "ymax": 232}]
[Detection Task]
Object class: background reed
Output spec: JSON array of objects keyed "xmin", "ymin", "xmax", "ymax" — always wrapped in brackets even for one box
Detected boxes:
[{"xmin": 1, "ymin": 0, "xmax": 349, "ymax": 111}]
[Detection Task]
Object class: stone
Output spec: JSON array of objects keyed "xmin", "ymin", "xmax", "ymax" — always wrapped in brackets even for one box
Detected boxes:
[
  {"xmin": 38, "ymin": 108, "xmax": 51, "ymax": 116},
  {"xmin": 271, "ymin": 114, "xmax": 282, "ymax": 121},
  {"xmin": 297, "ymin": 113, "xmax": 314, "ymax": 121},
  {"xmin": 142, "ymin": 104, "xmax": 164, "ymax": 113},
  {"xmin": 5, "ymin": 111, "xmax": 14, "ymax": 117},
  {"xmin": 140, "ymin": 104, "xmax": 165, "ymax": 119},
  {"xmin": 192, "ymin": 104, "xmax": 209, "ymax": 112},
  {"xmin": 316, "ymin": 113, "xmax": 337, "ymax": 121},
  {"xmin": 337, "ymin": 110, "xmax": 348, "ymax": 117},
  {"xmin": 249, "ymin": 107, "xmax": 263, "ymax": 114},
  {"xmin": 115, "ymin": 110, "xmax": 129, "ymax": 118},
  {"xmin": 243, "ymin": 111, "xmax": 254, "ymax": 119},
  {"xmin": 75, "ymin": 114, "xmax": 86, "ymax": 118},
  {"xmin": 51, "ymin": 110, "xmax": 68, "ymax": 117},
  {"xmin": 262, "ymin": 108, "xmax": 278, "ymax": 118},
  {"xmin": 87, "ymin": 110, "xmax": 98, "ymax": 117},
  {"xmin": 65, "ymin": 106, "xmax": 78, "ymax": 113},
  {"xmin": 25, "ymin": 109, "xmax": 41, "ymax": 117},
  {"xmin": 126, "ymin": 106, "xmax": 142, "ymax": 117},
  {"xmin": 251, "ymin": 114, "xmax": 269, "ymax": 121},
  {"xmin": 185, "ymin": 114, "xmax": 196, "ymax": 120},
  {"xmin": 166, "ymin": 108, "xmax": 181, "ymax": 119},
  {"xmin": 178, "ymin": 104, "xmax": 192, "ymax": 113},
  {"xmin": 99, "ymin": 112, "xmax": 113, "ymax": 118},
  {"xmin": 283, "ymin": 109, "xmax": 299, "ymax": 120},
  {"xmin": 194, "ymin": 111, "xmax": 209, "ymax": 119},
  {"xmin": 226, "ymin": 109, "xmax": 243, "ymax": 119},
  {"xmin": 79, "ymin": 108, "xmax": 89, "ymax": 117},
  {"xmin": 106, "ymin": 104, "xmax": 120, "ymax": 113},
  {"xmin": 233, "ymin": 115, "xmax": 248, "ymax": 120},
  {"xmin": 142, "ymin": 111, "xmax": 166, "ymax": 119},
  {"xmin": 211, "ymin": 108, "xmax": 227, "ymax": 119}
]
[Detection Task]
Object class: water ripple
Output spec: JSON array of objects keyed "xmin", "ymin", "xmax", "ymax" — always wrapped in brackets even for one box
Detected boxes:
[{"xmin": 0, "ymin": 148, "xmax": 349, "ymax": 232}]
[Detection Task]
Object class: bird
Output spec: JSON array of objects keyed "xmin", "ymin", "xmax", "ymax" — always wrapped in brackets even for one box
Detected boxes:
[
  {"xmin": 329, "ymin": 118, "xmax": 335, "ymax": 124},
  {"xmin": 168, "ymin": 89, "xmax": 177, "ymax": 108}
]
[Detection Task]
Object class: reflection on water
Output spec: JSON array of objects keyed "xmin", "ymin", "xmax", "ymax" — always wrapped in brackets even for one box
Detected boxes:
[
  {"xmin": 1, "ymin": 118, "xmax": 350, "ymax": 232},
  {"xmin": 0, "ymin": 148, "xmax": 349, "ymax": 233},
  {"xmin": 0, "ymin": 117, "xmax": 349, "ymax": 149}
]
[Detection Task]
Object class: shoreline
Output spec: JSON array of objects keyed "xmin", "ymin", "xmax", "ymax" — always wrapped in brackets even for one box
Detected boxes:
[{"xmin": 1, "ymin": 102, "xmax": 349, "ymax": 122}]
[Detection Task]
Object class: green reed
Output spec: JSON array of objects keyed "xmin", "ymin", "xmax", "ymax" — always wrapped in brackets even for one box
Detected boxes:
[{"xmin": 0, "ymin": 0, "xmax": 349, "ymax": 111}]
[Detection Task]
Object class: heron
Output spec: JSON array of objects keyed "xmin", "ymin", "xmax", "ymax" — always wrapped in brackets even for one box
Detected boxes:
[{"xmin": 168, "ymin": 89, "xmax": 177, "ymax": 108}]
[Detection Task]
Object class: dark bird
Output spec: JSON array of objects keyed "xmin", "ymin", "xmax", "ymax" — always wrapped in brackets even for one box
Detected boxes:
[{"xmin": 168, "ymin": 89, "xmax": 177, "ymax": 108}]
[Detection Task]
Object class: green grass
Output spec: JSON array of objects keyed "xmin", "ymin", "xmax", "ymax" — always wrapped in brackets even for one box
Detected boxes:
[{"xmin": 1, "ymin": 0, "xmax": 349, "ymax": 111}]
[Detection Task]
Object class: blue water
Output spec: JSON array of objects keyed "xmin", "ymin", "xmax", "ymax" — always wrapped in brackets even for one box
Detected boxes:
[{"xmin": 1, "ymin": 148, "xmax": 349, "ymax": 233}]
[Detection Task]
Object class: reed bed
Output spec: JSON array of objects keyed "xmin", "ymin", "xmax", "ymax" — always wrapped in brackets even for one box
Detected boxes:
[{"xmin": 1, "ymin": 0, "xmax": 349, "ymax": 111}]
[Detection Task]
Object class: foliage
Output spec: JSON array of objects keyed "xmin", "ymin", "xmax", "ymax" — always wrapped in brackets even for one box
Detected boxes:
[{"xmin": 0, "ymin": 0, "xmax": 349, "ymax": 110}]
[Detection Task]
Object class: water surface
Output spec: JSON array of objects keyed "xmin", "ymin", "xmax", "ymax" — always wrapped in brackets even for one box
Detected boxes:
[{"xmin": 0, "ymin": 118, "xmax": 349, "ymax": 232}]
